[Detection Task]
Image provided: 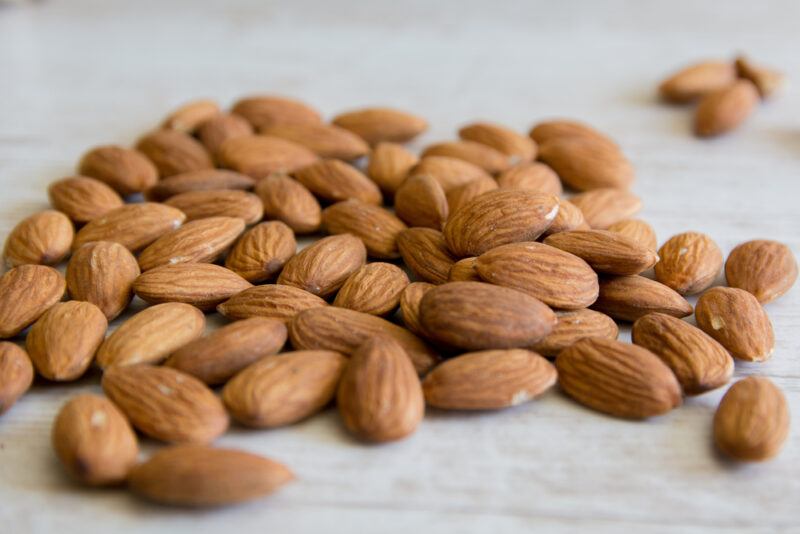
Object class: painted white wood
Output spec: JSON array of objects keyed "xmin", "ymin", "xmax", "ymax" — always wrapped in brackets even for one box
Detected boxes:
[{"xmin": 0, "ymin": 1, "xmax": 798, "ymax": 532}]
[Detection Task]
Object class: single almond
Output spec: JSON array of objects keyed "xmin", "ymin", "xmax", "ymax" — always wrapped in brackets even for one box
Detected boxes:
[
  {"xmin": 66, "ymin": 241, "xmax": 140, "ymax": 320},
  {"xmin": 293, "ymin": 159, "xmax": 382, "ymax": 205},
  {"xmin": 217, "ymin": 135, "xmax": 319, "ymax": 179},
  {"xmin": 72, "ymin": 202, "xmax": 186, "ymax": 252},
  {"xmin": 48, "ymin": 176, "xmax": 124, "ymax": 223},
  {"xmin": 134, "ymin": 263, "xmax": 252, "ymax": 310},
  {"xmin": 496, "ymin": 161, "xmax": 562, "ymax": 196},
  {"xmin": 569, "ymin": 188, "xmax": 642, "ymax": 229},
  {"xmin": 322, "ymin": 199, "xmax": 407, "ymax": 259},
  {"xmin": 333, "ymin": 262, "xmax": 410, "ymax": 316},
  {"xmin": 0, "ymin": 342, "xmax": 34, "ymax": 415},
  {"xmin": 138, "ymin": 216, "xmax": 245, "ymax": 271},
  {"xmin": 77, "ymin": 145, "xmax": 158, "ymax": 195},
  {"xmin": 445, "ymin": 175, "xmax": 499, "ymax": 215},
  {"xmin": 529, "ymin": 119, "xmax": 619, "ymax": 148},
  {"xmin": 592, "ymin": 275, "xmax": 693, "ymax": 322},
  {"xmin": 261, "ymin": 122, "xmax": 369, "ymax": 160},
  {"xmin": 161, "ymin": 99, "xmax": 220, "ymax": 133},
  {"xmin": 393, "ymin": 175, "xmax": 449, "ymax": 229},
  {"xmin": 399, "ymin": 282, "xmax": 435, "ymax": 337},
  {"xmin": 164, "ymin": 189, "xmax": 263, "ymax": 224},
  {"xmin": 459, "ymin": 122, "xmax": 537, "ymax": 162},
  {"xmin": 725, "ymin": 239, "xmax": 797, "ymax": 303},
  {"xmin": 232, "ymin": 95, "xmax": 321, "ymax": 128},
  {"xmin": 655, "ymin": 231, "xmax": 722, "ymax": 295},
  {"xmin": 735, "ymin": 56, "xmax": 785, "ymax": 99},
  {"xmin": 538, "ymin": 137, "xmax": 634, "ymax": 191},
  {"xmin": 694, "ymin": 80, "xmax": 759, "ymax": 138},
  {"xmin": 197, "ymin": 113, "xmax": 254, "ymax": 156},
  {"xmin": 217, "ymin": 284, "xmax": 327, "ymax": 323},
  {"xmin": 422, "ymin": 140, "xmax": 510, "ymax": 174},
  {"xmin": 332, "ymin": 107, "xmax": 427, "ymax": 145},
  {"xmin": 224, "ymin": 221, "xmax": 296, "ymax": 282},
  {"xmin": 607, "ymin": 218, "xmax": 658, "ymax": 251},
  {"xmin": 658, "ymin": 61, "xmax": 737, "ymax": 103},
  {"xmin": 543, "ymin": 229, "xmax": 659, "ymax": 275},
  {"xmin": 0, "ymin": 265, "xmax": 65, "ymax": 339},
  {"xmin": 135, "ymin": 129, "xmax": 213, "ymax": 177},
  {"xmin": 144, "ymin": 169, "xmax": 255, "ymax": 201},
  {"xmin": 3, "ymin": 210, "xmax": 73, "ymax": 268},
  {"xmin": 531, "ymin": 309, "xmax": 619, "ymax": 357},
  {"xmin": 397, "ymin": 227, "xmax": 456, "ymax": 285},
  {"xmin": 541, "ymin": 199, "xmax": 590, "ymax": 236},
  {"xmin": 254, "ymin": 173, "xmax": 322, "ymax": 234},
  {"xmin": 448, "ymin": 257, "xmax": 481, "ymax": 282},
  {"xmin": 409, "ymin": 156, "xmax": 492, "ymax": 192},
  {"xmin": 366, "ymin": 142, "xmax": 419, "ymax": 195},
  {"xmin": 277, "ymin": 234, "xmax": 366, "ymax": 298}
]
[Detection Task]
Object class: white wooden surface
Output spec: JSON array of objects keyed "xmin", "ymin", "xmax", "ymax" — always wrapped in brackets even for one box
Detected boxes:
[{"xmin": 1, "ymin": 1, "xmax": 799, "ymax": 532}]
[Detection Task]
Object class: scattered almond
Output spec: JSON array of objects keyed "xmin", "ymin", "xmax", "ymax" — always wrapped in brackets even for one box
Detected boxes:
[
  {"xmin": 164, "ymin": 189, "xmax": 263, "ymax": 224},
  {"xmin": 529, "ymin": 119, "xmax": 619, "ymax": 148},
  {"xmin": 538, "ymin": 137, "xmax": 634, "ymax": 191},
  {"xmin": 232, "ymin": 95, "xmax": 321, "ymax": 128},
  {"xmin": 133, "ymin": 263, "xmax": 252, "ymax": 310},
  {"xmin": 393, "ymin": 175, "xmax": 449, "ymax": 229},
  {"xmin": 544, "ymin": 229, "xmax": 659, "ymax": 275},
  {"xmin": 217, "ymin": 284, "xmax": 327, "ymax": 323},
  {"xmin": 161, "ymin": 99, "xmax": 220, "ymax": 133},
  {"xmin": 735, "ymin": 56, "xmax": 785, "ymax": 99},
  {"xmin": 398, "ymin": 282, "xmax": 435, "ymax": 337},
  {"xmin": 496, "ymin": 161, "xmax": 562, "ymax": 196},
  {"xmin": 72, "ymin": 202, "xmax": 186, "ymax": 252},
  {"xmin": 0, "ymin": 342, "xmax": 34, "ymax": 415},
  {"xmin": 725, "ymin": 239, "xmax": 797, "ymax": 303},
  {"xmin": 322, "ymin": 199, "xmax": 407, "ymax": 259},
  {"xmin": 224, "ymin": 221, "xmax": 296, "ymax": 282},
  {"xmin": 144, "ymin": 169, "xmax": 255, "ymax": 201},
  {"xmin": 541, "ymin": 199, "xmax": 590, "ymax": 236},
  {"xmin": 293, "ymin": 159, "xmax": 382, "ymax": 205},
  {"xmin": 593, "ymin": 275, "xmax": 693, "ymax": 321},
  {"xmin": 445, "ymin": 175, "xmax": 499, "ymax": 214},
  {"xmin": 3, "ymin": 210, "xmax": 73, "ymax": 268},
  {"xmin": 48, "ymin": 176, "xmax": 124, "ymax": 223},
  {"xmin": 366, "ymin": 142, "xmax": 419, "ymax": 196},
  {"xmin": 332, "ymin": 107, "xmax": 427, "ymax": 145},
  {"xmin": 0, "ymin": 265, "xmax": 65, "ymax": 339},
  {"xmin": 531, "ymin": 309, "xmax": 619, "ymax": 357},
  {"xmin": 138, "ymin": 216, "xmax": 245, "ymax": 271},
  {"xmin": 397, "ymin": 228, "xmax": 456, "ymax": 285},
  {"xmin": 217, "ymin": 135, "xmax": 319, "ymax": 179},
  {"xmin": 277, "ymin": 234, "xmax": 366, "ymax": 298},
  {"xmin": 66, "ymin": 241, "xmax": 140, "ymax": 320},
  {"xmin": 136, "ymin": 129, "xmax": 213, "ymax": 177},
  {"xmin": 409, "ymin": 156, "xmax": 491, "ymax": 192},
  {"xmin": 261, "ymin": 122, "xmax": 369, "ymax": 160},
  {"xmin": 333, "ymin": 262, "xmax": 410, "ymax": 316},
  {"xmin": 197, "ymin": 113, "xmax": 254, "ymax": 155},
  {"xmin": 655, "ymin": 231, "xmax": 722, "ymax": 295},
  {"xmin": 694, "ymin": 80, "xmax": 759, "ymax": 138},
  {"xmin": 422, "ymin": 140, "xmax": 510, "ymax": 174},
  {"xmin": 459, "ymin": 121, "xmax": 537, "ymax": 162},
  {"xmin": 254, "ymin": 173, "xmax": 322, "ymax": 234},
  {"xmin": 607, "ymin": 218, "xmax": 658, "ymax": 251},
  {"xmin": 77, "ymin": 145, "xmax": 158, "ymax": 195},
  {"xmin": 569, "ymin": 188, "xmax": 642, "ymax": 229},
  {"xmin": 448, "ymin": 257, "xmax": 481, "ymax": 282},
  {"xmin": 658, "ymin": 61, "xmax": 737, "ymax": 103}
]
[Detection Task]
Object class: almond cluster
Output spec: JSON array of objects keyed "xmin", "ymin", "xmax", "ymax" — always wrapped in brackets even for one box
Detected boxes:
[{"xmin": 0, "ymin": 95, "xmax": 796, "ymax": 508}]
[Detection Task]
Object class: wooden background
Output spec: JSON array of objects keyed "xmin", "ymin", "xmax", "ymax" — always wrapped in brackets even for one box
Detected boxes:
[{"xmin": 1, "ymin": 0, "xmax": 798, "ymax": 532}]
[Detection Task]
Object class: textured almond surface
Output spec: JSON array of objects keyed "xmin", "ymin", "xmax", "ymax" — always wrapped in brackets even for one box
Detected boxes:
[
  {"xmin": 0, "ymin": 342, "xmax": 33, "ymax": 415},
  {"xmin": 48, "ymin": 176, "xmax": 124, "ymax": 223},
  {"xmin": 394, "ymin": 174, "xmax": 449, "ymax": 230},
  {"xmin": 422, "ymin": 140, "xmax": 510, "ymax": 174},
  {"xmin": 459, "ymin": 121, "xmax": 537, "ymax": 162},
  {"xmin": 570, "ymin": 188, "xmax": 642, "ymax": 229},
  {"xmin": 217, "ymin": 284, "xmax": 327, "ymax": 323},
  {"xmin": 0, "ymin": 265, "xmax": 65, "ymax": 339},
  {"xmin": 497, "ymin": 161, "xmax": 562, "ymax": 196},
  {"xmin": 161, "ymin": 99, "xmax": 220, "ymax": 133},
  {"xmin": 448, "ymin": 257, "xmax": 481, "ymax": 282},
  {"xmin": 232, "ymin": 95, "xmax": 321, "ymax": 128},
  {"xmin": 531, "ymin": 309, "xmax": 619, "ymax": 358},
  {"xmin": 607, "ymin": 219, "xmax": 658, "ymax": 251},
  {"xmin": 254, "ymin": 173, "xmax": 322, "ymax": 234},
  {"xmin": 541, "ymin": 199, "xmax": 590, "ymax": 236},
  {"xmin": 133, "ymin": 263, "xmax": 252, "ymax": 310},
  {"xmin": 397, "ymin": 228, "xmax": 456, "ymax": 285},
  {"xmin": 538, "ymin": 137, "xmax": 634, "ymax": 191},
  {"xmin": 725, "ymin": 239, "xmax": 798, "ymax": 303},
  {"xmin": 78, "ymin": 145, "xmax": 158, "ymax": 195},
  {"xmin": 138, "ymin": 216, "xmax": 245, "ymax": 271},
  {"xmin": 293, "ymin": 159, "xmax": 382, "ymax": 205},
  {"xmin": 332, "ymin": 107, "xmax": 427, "ymax": 145},
  {"xmin": 409, "ymin": 156, "xmax": 491, "ymax": 192},
  {"xmin": 543, "ymin": 229, "xmax": 658, "ymax": 275},
  {"xmin": 277, "ymin": 234, "xmax": 366, "ymax": 298},
  {"xmin": 66, "ymin": 241, "xmax": 140, "ymax": 320},
  {"xmin": 72, "ymin": 202, "xmax": 186, "ymax": 252},
  {"xmin": 144, "ymin": 169, "xmax": 255, "ymax": 201},
  {"xmin": 333, "ymin": 262, "xmax": 410, "ymax": 316},
  {"xmin": 694, "ymin": 80, "xmax": 759, "ymax": 137},
  {"xmin": 218, "ymin": 135, "xmax": 319, "ymax": 179},
  {"xmin": 445, "ymin": 175, "xmax": 499, "ymax": 215},
  {"xmin": 366, "ymin": 142, "xmax": 419, "ymax": 195},
  {"xmin": 593, "ymin": 275, "xmax": 693, "ymax": 321},
  {"xmin": 658, "ymin": 61, "xmax": 737, "ymax": 102},
  {"xmin": 655, "ymin": 232, "xmax": 722, "ymax": 295},
  {"xmin": 197, "ymin": 113, "xmax": 254, "ymax": 156},
  {"xmin": 322, "ymin": 199, "xmax": 407, "ymax": 259},
  {"xmin": 224, "ymin": 221, "xmax": 296, "ymax": 282},
  {"xmin": 3, "ymin": 210, "xmax": 73, "ymax": 268},
  {"xmin": 136, "ymin": 129, "xmax": 214, "ymax": 177},
  {"xmin": 399, "ymin": 282, "xmax": 435, "ymax": 337},
  {"xmin": 164, "ymin": 189, "xmax": 263, "ymax": 224},
  {"xmin": 261, "ymin": 122, "xmax": 369, "ymax": 160}
]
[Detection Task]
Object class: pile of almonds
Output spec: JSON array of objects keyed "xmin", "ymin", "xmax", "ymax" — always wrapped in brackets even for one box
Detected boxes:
[
  {"xmin": 659, "ymin": 54, "xmax": 784, "ymax": 137},
  {"xmin": 0, "ymin": 94, "xmax": 797, "ymax": 507}
]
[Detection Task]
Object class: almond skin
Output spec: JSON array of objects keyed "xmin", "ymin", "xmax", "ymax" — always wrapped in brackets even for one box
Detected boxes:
[
  {"xmin": 399, "ymin": 282, "xmax": 435, "ymax": 337},
  {"xmin": 476, "ymin": 242, "xmax": 598, "ymax": 309},
  {"xmin": 418, "ymin": 281, "xmax": 556, "ymax": 350},
  {"xmin": 714, "ymin": 377, "xmax": 789, "ymax": 462},
  {"xmin": 232, "ymin": 95, "xmax": 321, "ymax": 128},
  {"xmin": 289, "ymin": 307, "xmax": 440, "ymax": 374},
  {"xmin": 333, "ymin": 262, "xmax": 410, "ymax": 316},
  {"xmin": 78, "ymin": 145, "xmax": 158, "ymax": 195},
  {"xmin": 422, "ymin": 140, "xmax": 510, "ymax": 174},
  {"xmin": 197, "ymin": 113, "xmax": 254, "ymax": 156},
  {"xmin": 3, "ymin": 210, "xmax": 73, "ymax": 268},
  {"xmin": 445, "ymin": 175, "xmax": 499, "ymax": 215},
  {"xmin": 261, "ymin": 122, "xmax": 369, "ymax": 160},
  {"xmin": 448, "ymin": 257, "xmax": 481, "ymax": 282},
  {"xmin": 366, "ymin": 142, "xmax": 419, "ymax": 196},
  {"xmin": 694, "ymin": 80, "xmax": 759, "ymax": 138},
  {"xmin": 337, "ymin": 337, "xmax": 424, "ymax": 442},
  {"xmin": 277, "ymin": 234, "xmax": 366, "ymax": 298},
  {"xmin": 0, "ymin": 265, "xmax": 65, "ymax": 339},
  {"xmin": 217, "ymin": 284, "xmax": 327, "ymax": 323},
  {"xmin": 725, "ymin": 239, "xmax": 798, "ymax": 303},
  {"xmin": 443, "ymin": 190, "xmax": 559, "ymax": 257},
  {"xmin": 72, "ymin": 202, "xmax": 186, "ymax": 252},
  {"xmin": 658, "ymin": 61, "xmax": 737, "ymax": 103},
  {"xmin": 695, "ymin": 287, "xmax": 774, "ymax": 362},
  {"xmin": 397, "ymin": 228, "xmax": 456, "ymax": 285},
  {"xmin": 409, "ymin": 156, "xmax": 492, "ymax": 192},
  {"xmin": 459, "ymin": 122, "xmax": 537, "ymax": 162},
  {"xmin": 66, "ymin": 241, "xmax": 140, "ymax": 320},
  {"xmin": 332, "ymin": 107, "xmax": 427, "ymax": 145},
  {"xmin": 51, "ymin": 394, "xmax": 138, "ymax": 486},
  {"xmin": 96, "ymin": 302, "xmax": 205, "ymax": 368},
  {"xmin": 423, "ymin": 349, "xmax": 556, "ymax": 410},
  {"xmin": 393, "ymin": 175, "xmax": 449, "ymax": 229},
  {"xmin": 735, "ymin": 56, "xmax": 785, "ymax": 99},
  {"xmin": 218, "ymin": 135, "xmax": 319, "ymax": 179},
  {"xmin": 322, "ymin": 200, "xmax": 407, "ymax": 259},
  {"xmin": 538, "ymin": 137, "xmax": 634, "ymax": 191},
  {"xmin": 166, "ymin": 317, "xmax": 288, "ymax": 385},
  {"xmin": 133, "ymin": 263, "xmax": 252, "ymax": 310},
  {"xmin": 138, "ymin": 216, "xmax": 245, "ymax": 271},
  {"xmin": 655, "ymin": 231, "xmax": 723, "ymax": 295},
  {"xmin": 254, "ymin": 173, "xmax": 322, "ymax": 234},
  {"xmin": 102, "ymin": 365, "xmax": 229, "ymax": 444},
  {"xmin": 541, "ymin": 199, "xmax": 590, "ymax": 236},
  {"xmin": 0, "ymin": 342, "xmax": 34, "ymax": 415},
  {"xmin": 224, "ymin": 221, "xmax": 296, "ymax": 282},
  {"xmin": 531, "ymin": 309, "xmax": 619, "ymax": 358},
  {"xmin": 164, "ymin": 189, "xmax": 263, "ymax": 225},
  {"xmin": 607, "ymin": 218, "xmax": 658, "ymax": 251},
  {"xmin": 48, "ymin": 176, "xmax": 124, "ymax": 223},
  {"xmin": 497, "ymin": 161, "xmax": 562, "ymax": 196},
  {"xmin": 161, "ymin": 99, "xmax": 220, "ymax": 133},
  {"xmin": 569, "ymin": 188, "xmax": 642, "ymax": 229},
  {"xmin": 136, "ymin": 129, "xmax": 213, "ymax": 177},
  {"xmin": 543, "ymin": 229, "xmax": 659, "ymax": 275},
  {"xmin": 593, "ymin": 275, "xmax": 693, "ymax": 321},
  {"xmin": 529, "ymin": 119, "xmax": 619, "ymax": 148},
  {"xmin": 144, "ymin": 169, "xmax": 255, "ymax": 201},
  {"xmin": 223, "ymin": 350, "xmax": 347, "ymax": 428},
  {"xmin": 26, "ymin": 301, "xmax": 107, "ymax": 381},
  {"xmin": 293, "ymin": 159, "xmax": 382, "ymax": 205}
]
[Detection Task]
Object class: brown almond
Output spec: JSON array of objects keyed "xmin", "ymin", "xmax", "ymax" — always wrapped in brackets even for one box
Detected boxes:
[
  {"xmin": 261, "ymin": 122, "xmax": 369, "ymax": 160},
  {"xmin": 293, "ymin": 159, "xmax": 382, "ymax": 205},
  {"xmin": 393, "ymin": 175, "xmax": 449, "ymax": 229},
  {"xmin": 443, "ymin": 190, "xmax": 559, "ymax": 257},
  {"xmin": 658, "ymin": 61, "xmax": 737, "ymax": 103},
  {"xmin": 136, "ymin": 129, "xmax": 213, "ymax": 177},
  {"xmin": 48, "ymin": 176, "xmax": 124, "ymax": 223},
  {"xmin": 459, "ymin": 122, "xmax": 537, "ymax": 162},
  {"xmin": 592, "ymin": 275, "xmax": 693, "ymax": 322},
  {"xmin": 0, "ymin": 342, "xmax": 34, "ymax": 415},
  {"xmin": 399, "ymin": 282, "xmax": 435, "ymax": 337},
  {"xmin": 725, "ymin": 239, "xmax": 797, "ymax": 303},
  {"xmin": 445, "ymin": 175, "xmax": 499, "ymax": 215},
  {"xmin": 529, "ymin": 119, "xmax": 619, "ymax": 148},
  {"xmin": 397, "ymin": 228, "xmax": 456, "ymax": 285},
  {"xmin": 322, "ymin": 200, "xmax": 407, "ymax": 259},
  {"xmin": 543, "ymin": 229, "xmax": 659, "ymax": 275},
  {"xmin": 197, "ymin": 113, "xmax": 254, "ymax": 156},
  {"xmin": 144, "ymin": 169, "xmax": 255, "ymax": 201},
  {"xmin": 224, "ymin": 221, "xmax": 296, "ymax": 282},
  {"xmin": 217, "ymin": 284, "xmax": 327, "ymax": 323},
  {"xmin": 102, "ymin": 365, "xmax": 228, "ymax": 444},
  {"xmin": 366, "ymin": 142, "xmax": 419, "ymax": 195},
  {"xmin": 218, "ymin": 135, "xmax": 319, "ymax": 179},
  {"xmin": 556, "ymin": 338, "xmax": 682, "ymax": 419},
  {"xmin": 423, "ymin": 349, "xmax": 556, "ymax": 410},
  {"xmin": 538, "ymin": 137, "xmax": 634, "ymax": 191},
  {"xmin": 3, "ymin": 210, "xmax": 73, "ymax": 268},
  {"xmin": 541, "ymin": 199, "xmax": 590, "ymax": 236},
  {"xmin": 496, "ymin": 161, "xmax": 562, "ymax": 196},
  {"xmin": 695, "ymin": 287, "xmax": 774, "ymax": 362},
  {"xmin": 735, "ymin": 56, "xmax": 785, "ymax": 99},
  {"xmin": 161, "ymin": 99, "xmax": 220, "ymax": 133},
  {"xmin": 164, "ymin": 189, "xmax": 263, "ymax": 224},
  {"xmin": 422, "ymin": 140, "xmax": 510, "ymax": 174},
  {"xmin": 223, "ymin": 350, "xmax": 347, "ymax": 428},
  {"xmin": 694, "ymin": 80, "xmax": 759, "ymax": 138},
  {"xmin": 607, "ymin": 218, "xmax": 658, "ymax": 251},
  {"xmin": 333, "ymin": 262, "xmax": 410, "ymax": 316},
  {"xmin": 72, "ymin": 202, "xmax": 186, "ymax": 252},
  {"xmin": 332, "ymin": 107, "xmax": 427, "ymax": 145},
  {"xmin": 134, "ymin": 263, "xmax": 252, "ymax": 310},
  {"xmin": 531, "ymin": 309, "xmax": 619, "ymax": 357},
  {"xmin": 337, "ymin": 337, "xmax": 424, "ymax": 442},
  {"xmin": 52, "ymin": 394, "xmax": 138, "ymax": 486},
  {"xmin": 0, "ymin": 265, "xmax": 65, "ymax": 339},
  {"xmin": 138, "ymin": 216, "xmax": 245, "ymax": 271},
  {"xmin": 254, "ymin": 173, "xmax": 322, "ymax": 234},
  {"xmin": 232, "ymin": 95, "xmax": 321, "ymax": 128},
  {"xmin": 26, "ymin": 301, "xmax": 107, "ymax": 381},
  {"xmin": 409, "ymin": 156, "xmax": 491, "ymax": 192},
  {"xmin": 448, "ymin": 257, "xmax": 481, "ymax": 282},
  {"xmin": 277, "ymin": 234, "xmax": 366, "ymax": 298},
  {"xmin": 96, "ymin": 302, "xmax": 205, "ymax": 368},
  {"xmin": 632, "ymin": 312, "xmax": 733, "ymax": 395},
  {"xmin": 655, "ymin": 231, "xmax": 722, "ymax": 295},
  {"xmin": 77, "ymin": 145, "xmax": 158, "ymax": 195},
  {"xmin": 66, "ymin": 241, "xmax": 140, "ymax": 320},
  {"xmin": 570, "ymin": 188, "xmax": 642, "ymax": 229},
  {"xmin": 166, "ymin": 317, "xmax": 288, "ymax": 385},
  {"xmin": 418, "ymin": 281, "xmax": 556, "ymax": 350}
]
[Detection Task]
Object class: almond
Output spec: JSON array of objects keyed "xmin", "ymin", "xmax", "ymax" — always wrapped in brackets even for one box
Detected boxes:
[
  {"xmin": 322, "ymin": 200, "xmax": 407, "ymax": 259},
  {"xmin": 735, "ymin": 56, "xmax": 785, "ymax": 99},
  {"xmin": 102, "ymin": 365, "xmax": 228, "ymax": 443},
  {"xmin": 593, "ymin": 275, "xmax": 693, "ymax": 322},
  {"xmin": 144, "ymin": 169, "xmax": 255, "ymax": 201},
  {"xmin": 161, "ymin": 99, "xmax": 220, "ymax": 133},
  {"xmin": 366, "ymin": 142, "xmax": 419, "ymax": 196},
  {"xmin": 218, "ymin": 135, "xmax": 319, "ymax": 179},
  {"xmin": 197, "ymin": 113, "xmax": 254, "ymax": 155},
  {"xmin": 254, "ymin": 173, "xmax": 322, "ymax": 234},
  {"xmin": 133, "ymin": 263, "xmax": 252, "ymax": 310},
  {"xmin": 48, "ymin": 176, "xmax": 124, "ymax": 223},
  {"xmin": 529, "ymin": 119, "xmax": 619, "ymax": 148},
  {"xmin": 658, "ymin": 61, "xmax": 737, "ymax": 103},
  {"xmin": 224, "ymin": 221, "xmax": 296, "ymax": 282},
  {"xmin": 136, "ymin": 129, "xmax": 213, "ymax": 177},
  {"xmin": 399, "ymin": 282, "xmax": 435, "ymax": 337},
  {"xmin": 277, "ymin": 234, "xmax": 366, "ymax": 298},
  {"xmin": 476, "ymin": 242, "xmax": 598, "ymax": 309},
  {"xmin": 0, "ymin": 265, "xmax": 65, "ymax": 339},
  {"xmin": 77, "ymin": 145, "xmax": 158, "ymax": 195},
  {"xmin": 445, "ymin": 175, "xmax": 498, "ymax": 214},
  {"xmin": 96, "ymin": 302, "xmax": 205, "ymax": 368},
  {"xmin": 26, "ymin": 301, "xmax": 107, "ymax": 381},
  {"xmin": 496, "ymin": 161, "xmax": 562, "ymax": 196},
  {"xmin": 443, "ymin": 190, "xmax": 559, "ymax": 257},
  {"xmin": 393, "ymin": 175, "xmax": 449, "ymax": 229},
  {"xmin": 422, "ymin": 140, "xmax": 510, "ymax": 174},
  {"xmin": 337, "ymin": 337, "xmax": 424, "ymax": 442},
  {"xmin": 332, "ymin": 107, "xmax": 427, "ymax": 145},
  {"xmin": 66, "ymin": 241, "xmax": 140, "ymax": 320},
  {"xmin": 0, "ymin": 342, "xmax": 33, "ymax": 415},
  {"xmin": 138, "ymin": 216, "xmax": 245, "ymax": 271},
  {"xmin": 333, "ymin": 262, "xmax": 410, "ymax": 316},
  {"xmin": 569, "ymin": 188, "xmax": 642, "ymax": 229},
  {"xmin": 459, "ymin": 122, "xmax": 537, "ymax": 162},
  {"xmin": 607, "ymin": 218, "xmax": 658, "ymax": 251},
  {"xmin": 418, "ymin": 281, "xmax": 556, "ymax": 350},
  {"xmin": 409, "ymin": 155, "xmax": 493, "ymax": 192},
  {"xmin": 448, "ymin": 257, "xmax": 481, "ymax": 282},
  {"xmin": 714, "ymin": 377, "xmax": 789, "ymax": 462},
  {"xmin": 556, "ymin": 337, "xmax": 682, "ymax": 419},
  {"xmin": 541, "ymin": 199, "xmax": 590, "ymax": 236},
  {"xmin": 217, "ymin": 284, "xmax": 327, "ymax": 323},
  {"xmin": 725, "ymin": 239, "xmax": 797, "ymax": 303},
  {"xmin": 51, "ymin": 394, "xmax": 138, "ymax": 486},
  {"xmin": 293, "ymin": 159, "xmax": 382, "ymax": 205},
  {"xmin": 232, "ymin": 95, "xmax": 321, "ymax": 128},
  {"xmin": 261, "ymin": 122, "xmax": 369, "ymax": 160},
  {"xmin": 397, "ymin": 228, "xmax": 456, "ymax": 285},
  {"xmin": 632, "ymin": 312, "xmax": 733, "ymax": 395},
  {"xmin": 655, "ymin": 231, "xmax": 722, "ymax": 295},
  {"xmin": 694, "ymin": 80, "xmax": 759, "ymax": 138},
  {"xmin": 166, "ymin": 317, "xmax": 288, "ymax": 385},
  {"xmin": 423, "ymin": 349, "xmax": 556, "ymax": 410},
  {"xmin": 223, "ymin": 350, "xmax": 347, "ymax": 428},
  {"xmin": 543, "ymin": 229, "xmax": 659, "ymax": 275},
  {"xmin": 72, "ymin": 202, "xmax": 186, "ymax": 252},
  {"xmin": 531, "ymin": 309, "xmax": 619, "ymax": 358},
  {"xmin": 289, "ymin": 307, "xmax": 440, "ymax": 374},
  {"xmin": 3, "ymin": 210, "xmax": 73, "ymax": 268},
  {"xmin": 538, "ymin": 137, "xmax": 634, "ymax": 191},
  {"xmin": 695, "ymin": 287, "xmax": 774, "ymax": 362},
  {"xmin": 164, "ymin": 189, "xmax": 263, "ymax": 224}
]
